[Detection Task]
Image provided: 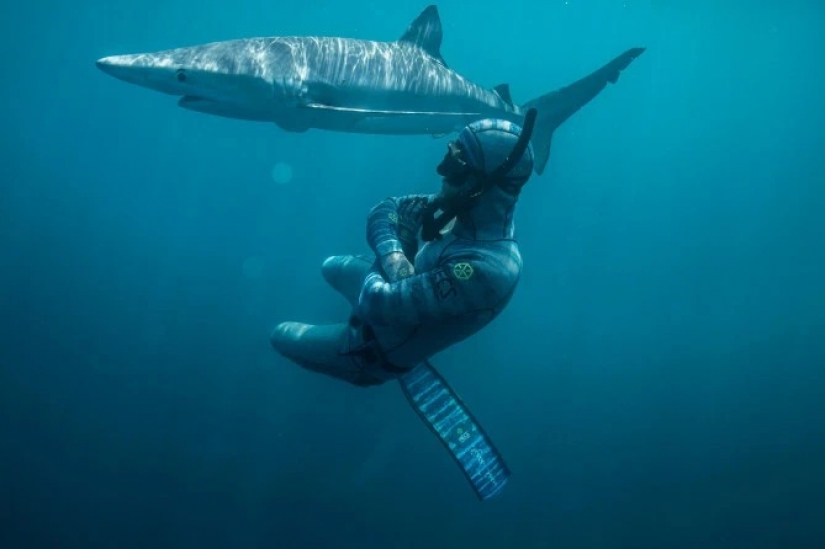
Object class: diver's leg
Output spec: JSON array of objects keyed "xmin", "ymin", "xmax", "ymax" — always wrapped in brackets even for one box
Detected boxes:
[
  {"xmin": 321, "ymin": 254, "xmax": 374, "ymax": 307},
  {"xmin": 270, "ymin": 320, "xmax": 385, "ymax": 387}
]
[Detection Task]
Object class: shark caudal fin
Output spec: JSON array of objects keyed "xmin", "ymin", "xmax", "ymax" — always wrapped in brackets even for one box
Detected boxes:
[{"xmin": 523, "ymin": 47, "xmax": 646, "ymax": 175}]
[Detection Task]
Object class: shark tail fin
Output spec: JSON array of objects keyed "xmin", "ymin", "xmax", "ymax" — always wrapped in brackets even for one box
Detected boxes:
[{"xmin": 522, "ymin": 47, "xmax": 645, "ymax": 175}]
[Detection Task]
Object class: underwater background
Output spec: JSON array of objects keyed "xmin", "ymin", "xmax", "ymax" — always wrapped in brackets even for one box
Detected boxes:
[{"xmin": 2, "ymin": 0, "xmax": 824, "ymax": 547}]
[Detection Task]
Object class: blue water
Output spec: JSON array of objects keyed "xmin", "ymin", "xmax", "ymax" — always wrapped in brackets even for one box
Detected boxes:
[{"xmin": 2, "ymin": 1, "xmax": 824, "ymax": 547}]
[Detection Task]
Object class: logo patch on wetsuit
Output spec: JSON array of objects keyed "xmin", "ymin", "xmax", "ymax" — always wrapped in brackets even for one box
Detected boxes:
[{"xmin": 453, "ymin": 262, "xmax": 474, "ymax": 280}]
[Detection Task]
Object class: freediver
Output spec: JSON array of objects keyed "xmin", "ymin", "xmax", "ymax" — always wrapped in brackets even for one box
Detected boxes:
[{"xmin": 270, "ymin": 111, "xmax": 538, "ymax": 388}]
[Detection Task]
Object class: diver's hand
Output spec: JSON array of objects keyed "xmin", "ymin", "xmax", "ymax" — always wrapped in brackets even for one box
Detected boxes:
[
  {"xmin": 396, "ymin": 195, "xmax": 434, "ymax": 244},
  {"xmin": 380, "ymin": 251, "xmax": 415, "ymax": 283}
]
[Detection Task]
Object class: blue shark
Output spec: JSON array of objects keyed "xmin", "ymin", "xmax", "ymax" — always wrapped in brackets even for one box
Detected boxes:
[{"xmin": 96, "ymin": 5, "xmax": 644, "ymax": 174}]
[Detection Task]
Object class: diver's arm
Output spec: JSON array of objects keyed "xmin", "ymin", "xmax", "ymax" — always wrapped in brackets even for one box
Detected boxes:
[
  {"xmin": 366, "ymin": 195, "xmax": 436, "ymax": 283},
  {"xmin": 366, "ymin": 198, "xmax": 406, "ymax": 258},
  {"xmin": 366, "ymin": 198, "xmax": 413, "ymax": 282},
  {"xmin": 366, "ymin": 195, "xmax": 436, "ymax": 259},
  {"xmin": 357, "ymin": 258, "xmax": 499, "ymax": 326}
]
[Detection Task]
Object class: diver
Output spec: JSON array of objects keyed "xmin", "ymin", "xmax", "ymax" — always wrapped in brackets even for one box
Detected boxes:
[
  {"xmin": 269, "ymin": 111, "xmax": 538, "ymax": 500},
  {"xmin": 270, "ymin": 111, "xmax": 537, "ymax": 388}
]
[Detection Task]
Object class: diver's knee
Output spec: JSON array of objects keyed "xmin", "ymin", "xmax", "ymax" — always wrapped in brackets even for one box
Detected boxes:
[
  {"xmin": 269, "ymin": 321, "xmax": 305, "ymax": 353},
  {"xmin": 321, "ymin": 255, "xmax": 346, "ymax": 284},
  {"xmin": 269, "ymin": 322, "xmax": 287, "ymax": 351},
  {"xmin": 321, "ymin": 254, "xmax": 373, "ymax": 280},
  {"xmin": 321, "ymin": 255, "xmax": 342, "ymax": 270}
]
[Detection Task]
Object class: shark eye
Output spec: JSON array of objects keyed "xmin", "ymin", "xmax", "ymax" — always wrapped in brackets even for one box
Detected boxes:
[{"xmin": 176, "ymin": 69, "xmax": 188, "ymax": 83}]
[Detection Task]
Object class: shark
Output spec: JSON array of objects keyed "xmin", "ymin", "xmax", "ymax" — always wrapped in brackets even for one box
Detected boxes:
[{"xmin": 96, "ymin": 5, "xmax": 645, "ymax": 175}]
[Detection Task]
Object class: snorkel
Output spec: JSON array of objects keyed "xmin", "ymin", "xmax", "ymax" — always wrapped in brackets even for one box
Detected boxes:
[{"xmin": 421, "ymin": 108, "xmax": 538, "ymax": 242}]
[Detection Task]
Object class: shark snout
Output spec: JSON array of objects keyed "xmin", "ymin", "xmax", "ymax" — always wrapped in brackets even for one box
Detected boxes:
[
  {"xmin": 95, "ymin": 57, "xmax": 119, "ymax": 76},
  {"xmin": 96, "ymin": 53, "xmax": 186, "ymax": 96},
  {"xmin": 96, "ymin": 55, "xmax": 145, "ymax": 84}
]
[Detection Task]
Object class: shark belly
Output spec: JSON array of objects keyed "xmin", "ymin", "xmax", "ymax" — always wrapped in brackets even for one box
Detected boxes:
[
  {"xmin": 290, "ymin": 102, "xmax": 487, "ymax": 135},
  {"xmin": 178, "ymin": 96, "xmax": 276, "ymax": 122},
  {"xmin": 291, "ymin": 81, "xmax": 514, "ymax": 135},
  {"xmin": 349, "ymin": 113, "xmax": 469, "ymax": 135}
]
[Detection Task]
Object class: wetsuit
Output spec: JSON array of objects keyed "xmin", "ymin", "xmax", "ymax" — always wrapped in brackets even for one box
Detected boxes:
[{"xmin": 270, "ymin": 183, "xmax": 523, "ymax": 387}]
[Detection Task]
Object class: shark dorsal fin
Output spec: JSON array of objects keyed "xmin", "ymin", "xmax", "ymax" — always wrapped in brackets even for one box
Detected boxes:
[
  {"xmin": 493, "ymin": 83, "xmax": 514, "ymax": 106},
  {"xmin": 398, "ymin": 5, "xmax": 446, "ymax": 66}
]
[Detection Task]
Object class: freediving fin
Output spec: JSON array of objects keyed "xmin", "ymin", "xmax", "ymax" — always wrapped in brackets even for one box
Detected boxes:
[{"xmin": 398, "ymin": 361, "xmax": 510, "ymax": 501}]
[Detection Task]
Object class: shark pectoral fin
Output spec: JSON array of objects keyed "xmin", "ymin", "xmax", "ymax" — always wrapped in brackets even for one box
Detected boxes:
[
  {"xmin": 302, "ymin": 103, "xmax": 476, "ymax": 118},
  {"xmin": 398, "ymin": 5, "xmax": 447, "ymax": 67},
  {"xmin": 302, "ymin": 103, "xmax": 410, "ymax": 116},
  {"xmin": 306, "ymin": 82, "xmax": 341, "ymax": 107},
  {"xmin": 302, "ymin": 103, "xmax": 387, "ymax": 114}
]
